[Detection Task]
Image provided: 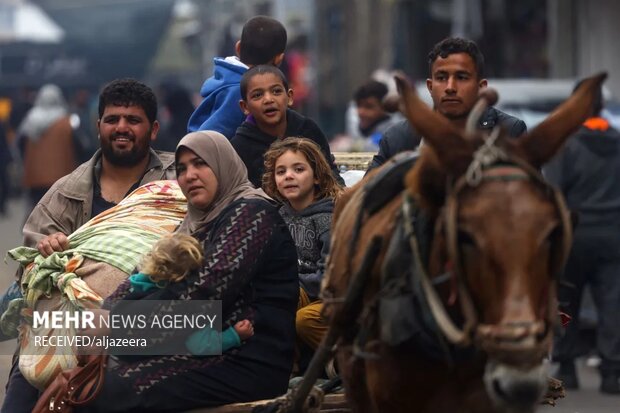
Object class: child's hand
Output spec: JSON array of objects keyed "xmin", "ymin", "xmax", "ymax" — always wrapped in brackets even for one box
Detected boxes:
[{"xmin": 234, "ymin": 319, "xmax": 254, "ymax": 340}]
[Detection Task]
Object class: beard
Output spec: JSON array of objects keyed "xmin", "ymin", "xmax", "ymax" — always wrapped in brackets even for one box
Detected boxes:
[{"xmin": 100, "ymin": 130, "xmax": 152, "ymax": 167}]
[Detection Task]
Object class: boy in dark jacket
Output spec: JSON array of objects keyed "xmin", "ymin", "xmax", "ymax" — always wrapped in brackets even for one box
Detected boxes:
[
  {"xmin": 187, "ymin": 16, "xmax": 287, "ymax": 139},
  {"xmin": 231, "ymin": 65, "xmax": 343, "ymax": 187}
]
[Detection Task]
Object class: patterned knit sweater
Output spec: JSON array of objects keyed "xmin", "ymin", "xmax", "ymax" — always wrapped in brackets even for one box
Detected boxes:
[{"xmin": 97, "ymin": 199, "xmax": 299, "ymax": 410}]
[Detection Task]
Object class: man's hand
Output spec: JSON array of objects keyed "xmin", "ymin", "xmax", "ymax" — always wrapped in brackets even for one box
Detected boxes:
[{"xmin": 37, "ymin": 232, "xmax": 69, "ymax": 257}]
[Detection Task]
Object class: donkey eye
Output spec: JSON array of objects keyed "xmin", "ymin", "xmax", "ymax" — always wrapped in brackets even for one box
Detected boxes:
[
  {"xmin": 541, "ymin": 224, "xmax": 561, "ymax": 250},
  {"xmin": 458, "ymin": 229, "xmax": 476, "ymax": 246}
]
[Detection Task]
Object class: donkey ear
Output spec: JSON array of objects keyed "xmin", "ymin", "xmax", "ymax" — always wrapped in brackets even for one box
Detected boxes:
[
  {"xmin": 394, "ymin": 73, "xmax": 474, "ymax": 175},
  {"xmin": 514, "ymin": 72, "xmax": 607, "ymax": 168}
]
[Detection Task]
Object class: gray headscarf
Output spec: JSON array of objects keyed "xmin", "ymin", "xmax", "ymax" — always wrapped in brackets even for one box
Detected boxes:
[
  {"xmin": 176, "ymin": 131, "xmax": 271, "ymax": 235},
  {"xmin": 18, "ymin": 84, "xmax": 68, "ymax": 142}
]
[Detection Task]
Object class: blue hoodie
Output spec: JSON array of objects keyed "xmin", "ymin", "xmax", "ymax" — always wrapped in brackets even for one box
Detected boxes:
[{"xmin": 187, "ymin": 57, "xmax": 248, "ymax": 139}]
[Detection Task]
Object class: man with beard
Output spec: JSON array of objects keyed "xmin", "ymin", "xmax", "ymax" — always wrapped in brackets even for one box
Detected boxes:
[
  {"xmin": 0, "ymin": 78, "xmax": 175, "ymax": 412},
  {"xmin": 24, "ymin": 78, "xmax": 175, "ymax": 256},
  {"xmin": 366, "ymin": 37, "xmax": 526, "ymax": 172}
]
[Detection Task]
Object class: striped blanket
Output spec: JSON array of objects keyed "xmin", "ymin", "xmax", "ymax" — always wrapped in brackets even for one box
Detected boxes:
[{"xmin": 2, "ymin": 180, "xmax": 187, "ymax": 389}]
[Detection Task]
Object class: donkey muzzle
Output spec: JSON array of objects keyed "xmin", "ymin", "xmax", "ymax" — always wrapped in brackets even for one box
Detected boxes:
[{"xmin": 483, "ymin": 360, "xmax": 547, "ymax": 413}]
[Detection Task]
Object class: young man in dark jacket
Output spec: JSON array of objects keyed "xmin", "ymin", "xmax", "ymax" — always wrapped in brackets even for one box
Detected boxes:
[
  {"xmin": 545, "ymin": 80, "xmax": 620, "ymax": 395},
  {"xmin": 367, "ymin": 37, "xmax": 526, "ymax": 172},
  {"xmin": 231, "ymin": 65, "xmax": 343, "ymax": 187}
]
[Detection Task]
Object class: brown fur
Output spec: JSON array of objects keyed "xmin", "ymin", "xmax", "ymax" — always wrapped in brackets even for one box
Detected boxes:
[{"xmin": 322, "ymin": 73, "xmax": 607, "ymax": 412}]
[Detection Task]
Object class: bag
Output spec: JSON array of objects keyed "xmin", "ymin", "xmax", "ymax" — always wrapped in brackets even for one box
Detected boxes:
[
  {"xmin": 20, "ymin": 300, "xmax": 82, "ymax": 390},
  {"xmin": 32, "ymin": 354, "xmax": 108, "ymax": 413}
]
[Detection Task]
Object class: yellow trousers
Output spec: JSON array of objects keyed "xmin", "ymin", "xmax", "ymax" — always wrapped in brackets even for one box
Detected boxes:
[{"xmin": 297, "ymin": 288, "xmax": 328, "ymax": 350}]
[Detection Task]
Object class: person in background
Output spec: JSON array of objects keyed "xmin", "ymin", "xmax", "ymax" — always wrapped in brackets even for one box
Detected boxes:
[
  {"xmin": 285, "ymin": 34, "xmax": 311, "ymax": 114},
  {"xmin": 353, "ymin": 79, "xmax": 402, "ymax": 151},
  {"xmin": 366, "ymin": 37, "xmax": 526, "ymax": 172},
  {"xmin": 7, "ymin": 86, "xmax": 36, "ymax": 143},
  {"xmin": 546, "ymin": 79, "xmax": 620, "ymax": 395},
  {"xmin": 187, "ymin": 15, "xmax": 287, "ymax": 139},
  {"xmin": 0, "ymin": 120, "xmax": 10, "ymax": 215},
  {"xmin": 17, "ymin": 84, "xmax": 77, "ymax": 216},
  {"xmin": 154, "ymin": 84, "xmax": 195, "ymax": 152},
  {"xmin": 69, "ymin": 87, "xmax": 99, "ymax": 163},
  {"xmin": 262, "ymin": 137, "xmax": 342, "ymax": 366},
  {"xmin": 231, "ymin": 65, "xmax": 343, "ymax": 187}
]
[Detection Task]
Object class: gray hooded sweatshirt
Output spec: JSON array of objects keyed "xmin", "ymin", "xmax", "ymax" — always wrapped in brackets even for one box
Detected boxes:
[{"xmin": 279, "ymin": 197, "xmax": 334, "ymax": 300}]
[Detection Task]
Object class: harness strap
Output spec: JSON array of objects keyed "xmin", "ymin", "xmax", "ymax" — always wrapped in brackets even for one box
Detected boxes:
[
  {"xmin": 443, "ymin": 149, "xmax": 571, "ymax": 350},
  {"xmin": 290, "ymin": 237, "xmax": 383, "ymax": 413},
  {"xmin": 444, "ymin": 190, "xmax": 479, "ymax": 343},
  {"xmin": 402, "ymin": 194, "xmax": 475, "ymax": 346}
]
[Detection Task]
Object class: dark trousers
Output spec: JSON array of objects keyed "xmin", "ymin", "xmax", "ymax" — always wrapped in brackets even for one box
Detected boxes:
[
  {"xmin": 1, "ymin": 357, "xmax": 39, "ymax": 413},
  {"xmin": 553, "ymin": 227, "xmax": 620, "ymax": 372}
]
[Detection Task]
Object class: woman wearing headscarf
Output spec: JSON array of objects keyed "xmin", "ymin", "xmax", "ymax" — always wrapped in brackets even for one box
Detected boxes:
[
  {"xmin": 18, "ymin": 84, "xmax": 77, "ymax": 214},
  {"xmin": 73, "ymin": 131, "xmax": 299, "ymax": 412}
]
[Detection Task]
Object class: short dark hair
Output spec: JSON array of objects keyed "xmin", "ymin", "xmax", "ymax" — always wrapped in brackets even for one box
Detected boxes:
[
  {"xmin": 353, "ymin": 80, "xmax": 389, "ymax": 104},
  {"xmin": 239, "ymin": 16, "xmax": 287, "ymax": 66},
  {"xmin": 98, "ymin": 78, "xmax": 157, "ymax": 123},
  {"xmin": 240, "ymin": 65, "xmax": 289, "ymax": 101},
  {"xmin": 428, "ymin": 37, "xmax": 485, "ymax": 78},
  {"xmin": 573, "ymin": 78, "xmax": 603, "ymax": 116}
]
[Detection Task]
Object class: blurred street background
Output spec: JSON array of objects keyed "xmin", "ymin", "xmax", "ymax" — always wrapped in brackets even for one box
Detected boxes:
[
  {"xmin": 1, "ymin": 0, "xmax": 620, "ymax": 139},
  {"xmin": 1, "ymin": 0, "xmax": 620, "ymax": 410}
]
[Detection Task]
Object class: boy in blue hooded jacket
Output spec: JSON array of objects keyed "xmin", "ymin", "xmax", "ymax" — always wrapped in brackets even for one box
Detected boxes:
[{"xmin": 187, "ymin": 15, "xmax": 287, "ymax": 139}]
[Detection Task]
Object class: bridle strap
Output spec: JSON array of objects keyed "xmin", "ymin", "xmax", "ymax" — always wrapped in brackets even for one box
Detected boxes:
[
  {"xmin": 402, "ymin": 194, "xmax": 475, "ymax": 346},
  {"xmin": 444, "ymin": 182, "xmax": 480, "ymax": 340},
  {"xmin": 442, "ymin": 151, "xmax": 573, "ymax": 348}
]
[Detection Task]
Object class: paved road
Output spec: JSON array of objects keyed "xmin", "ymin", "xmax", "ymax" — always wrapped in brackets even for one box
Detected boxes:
[
  {"xmin": 0, "ymin": 196, "xmax": 618, "ymax": 410},
  {"xmin": 542, "ymin": 360, "xmax": 620, "ymax": 413}
]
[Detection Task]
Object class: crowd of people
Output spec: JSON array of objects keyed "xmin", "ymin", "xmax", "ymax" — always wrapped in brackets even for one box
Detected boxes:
[{"xmin": 0, "ymin": 13, "xmax": 617, "ymax": 412}]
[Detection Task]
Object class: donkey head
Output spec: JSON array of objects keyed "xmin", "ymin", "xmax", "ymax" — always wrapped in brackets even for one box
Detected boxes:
[{"xmin": 395, "ymin": 72, "xmax": 606, "ymax": 409}]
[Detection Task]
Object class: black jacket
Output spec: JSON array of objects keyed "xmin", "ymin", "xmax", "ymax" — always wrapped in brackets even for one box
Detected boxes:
[
  {"xmin": 231, "ymin": 109, "xmax": 344, "ymax": 188},
  {"xmin": 544, "ymin": 120, "xmax": 620, "ymax": 227},
  {"xmin": 367, "ymin": 107, "xmax": 527, "ymax": 172}
]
